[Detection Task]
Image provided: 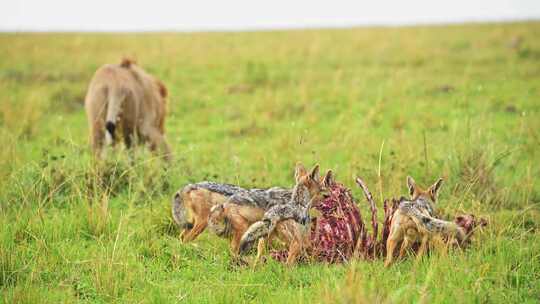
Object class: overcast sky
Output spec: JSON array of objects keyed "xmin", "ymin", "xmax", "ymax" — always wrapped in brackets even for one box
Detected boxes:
[{"xmin": 1, "ymin": 0, "xmax": 539, "ymax": 32}]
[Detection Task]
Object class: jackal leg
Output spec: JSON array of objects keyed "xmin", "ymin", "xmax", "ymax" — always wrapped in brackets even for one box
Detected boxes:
[
  {"xmin": 182, "ymin": 220, "xmax": 207, "ymax": 243},
  {"xmin": 286, "ymin": 239, "xmax": 302, "ymax": 266},
  {"xmin": 287, "ymin": 222, "xmax": 305, "ymax": 266},
  {"xmin": 231, "ymin": 221, "xmax": 248, "ymax": 257},
  {"xmin": 398, "ymin": 237, "xmax": 411, "ymax": 259},
  {"xmin": 417, "ymin": 234, "xmax": 430, "ymax": 259},
  {"xmin": 385, "ymin": 228, "xmax": 403, "ymax": 267},
  {"xmin": 179, "ymin": 229, "xmax": 189, "ymax": 241},
  {"xmin": 253, "ymin": 238, "xmax": 267, "ymax": 269}
]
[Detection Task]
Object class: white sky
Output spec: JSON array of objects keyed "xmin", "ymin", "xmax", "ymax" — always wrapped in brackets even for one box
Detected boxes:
[{"xmin": 1, "ymin": 0, "xmax": 539, "ymax": 32}]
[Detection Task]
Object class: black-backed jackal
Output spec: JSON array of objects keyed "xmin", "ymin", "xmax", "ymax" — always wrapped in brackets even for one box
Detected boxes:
[
  {"xmin": 238, "ymin": 163, "xmax": 331, "ymax": 266},
  {"xmin": 384, "ymin": 176, "xmax": 442, "ymax": 267},
  {"xmin": 171, "ymin": 181, "xmax": 292, "ymax": 243},
  {"xmin": 385, "ymin": 176, "xmax": 486, "ymax": 266}
]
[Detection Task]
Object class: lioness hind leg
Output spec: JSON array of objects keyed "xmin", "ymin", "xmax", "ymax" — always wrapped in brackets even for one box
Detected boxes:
[
  {"xmin": 140, "ymin": 125, "xmax": 172, "ymax": 162},
  {"xmin": 122, "ymin": 123, "xmax": 135, "ymax": 149},
  {"xmin": 86, "ymin": 86, "xmax": 108, "ymax": 159},
  {"xmin": 90, "ymin": 121, "xmax": 105, "ymax": 159}
]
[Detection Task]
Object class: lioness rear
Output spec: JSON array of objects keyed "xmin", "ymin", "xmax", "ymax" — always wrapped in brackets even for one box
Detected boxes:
[{"xmin": 84, "ymin": 58, "xmax": 171, "ymax": 161}]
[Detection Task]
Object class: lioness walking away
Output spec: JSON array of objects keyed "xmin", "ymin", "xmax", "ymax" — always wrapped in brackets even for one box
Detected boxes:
[{"xmin": 84, "ymin": 58, "xmax": 172, "ymax": 161}]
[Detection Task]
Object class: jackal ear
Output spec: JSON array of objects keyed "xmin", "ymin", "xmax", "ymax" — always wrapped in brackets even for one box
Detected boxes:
[
  {"xmin": 429, "ymin": 178, "xmax": 444, "ymax": 199},
  {"xmin": 321, "ymin": 170, "xmax": 333, "ymax": 187},
  {"xmin": 407, "ymin": 176, "xmax": 416, "ymax": 196},
  {"xmin": 211, "ymin": 204, "xmax": 224, "ymax": 213},
  {"xmin": 295, "ymin": 162, "xmax": 307, "ymax": 182},
  {"xmin": 309, "ymin": 164, "xmax": 320, "ymax": 181},
  {"xmin": 479, "ymin": 218, "xmax": 488, "ymax": 227}
]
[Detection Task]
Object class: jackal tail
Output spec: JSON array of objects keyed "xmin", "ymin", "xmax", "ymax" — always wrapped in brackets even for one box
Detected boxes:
[
  {"xmin": 171, "ymin": 190, "xmax": 194, "ymax": 230},
  {"xmin": 239, "ymin": 220, "xmax": 270, "ymax": 255}
]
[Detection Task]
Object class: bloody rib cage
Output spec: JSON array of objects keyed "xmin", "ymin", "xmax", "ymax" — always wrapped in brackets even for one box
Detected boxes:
[
  {"xmin": 310, "ymin": 181, "xmax": 363, "ymax": 263},
  {"xmin": 270, "ymin": 178, "xmax": 396, "ymax": 263}
]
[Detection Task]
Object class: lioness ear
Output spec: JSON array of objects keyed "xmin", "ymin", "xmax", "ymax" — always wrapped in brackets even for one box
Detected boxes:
[
  {"xmin": 429, "ymin": 178, "xmax": 444, "ymax": 200},
  {"xmin": 295, "ymin": 162, "xmax": 307, "ymax": 182},
  {"xmin": 309, "ymin": 164, "xmax": 320, "ymax": 181},
  {"xmin": 322, "ymin": 170, "xmax": 333, "ymax": 187},
  {"xmin": 157, "ymin": 80, "xmax": 168, "ymax": 98},
  {"xmin": 407, "ymin": 176, "xmax": 416, "ymax": 197},
  {"xmin": 120, "ymin": 57, "xmax": 135, "ymax": 68}
]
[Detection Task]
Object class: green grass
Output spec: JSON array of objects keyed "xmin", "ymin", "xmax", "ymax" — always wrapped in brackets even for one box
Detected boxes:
[{"xmin": 1, "ymin": 21, "xmax": 540, "ymax": 303}]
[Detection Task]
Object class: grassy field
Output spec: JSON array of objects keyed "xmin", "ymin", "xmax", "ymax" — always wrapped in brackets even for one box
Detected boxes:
[{"xmin": 1, "ymin": 21, "xmax": 539, "ymax": 303}]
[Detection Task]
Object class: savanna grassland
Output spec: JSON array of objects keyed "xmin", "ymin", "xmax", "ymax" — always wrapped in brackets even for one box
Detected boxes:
[{"xmin": 1, "ymin": 22, "xmax": 539, "ymax": 303}]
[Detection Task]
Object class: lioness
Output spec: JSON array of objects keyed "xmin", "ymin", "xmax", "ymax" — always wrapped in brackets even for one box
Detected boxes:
[{"xmin": 84, "ymin": 58, "xmax": 172, "ymax": 161}]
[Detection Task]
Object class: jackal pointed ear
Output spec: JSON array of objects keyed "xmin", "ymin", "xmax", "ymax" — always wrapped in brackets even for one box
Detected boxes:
[
  {"xmin": 407, "ymin": 176, "xmax": 416, "ymax": 197},
  {"xmin": 429, "ymin": 178, "xmax": 444, "ymax": 200},
  {"xmin": 295, "ymin": 162, "xmax": 307, "ymax": 182},
  {"xmin": 479, "ymin": 217, "xmax": 488, "ymax": 227},
  {"xmin": 321, "ymin": 170, "xmax": 334, "ymax": 187},
  {"xmin": 210, "ymin": 204, "xmax": 224, "ymax": 213},
  {"xmin": 309, "ymin": 164, "xmax": 320, "ymax": 181}
]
